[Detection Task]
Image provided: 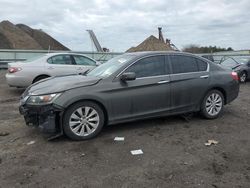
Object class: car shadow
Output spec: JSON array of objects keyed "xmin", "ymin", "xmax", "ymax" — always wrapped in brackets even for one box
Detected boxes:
[
  {"xmin": 47, "ymin": 115, "xmax": 196, "ymax": 142},
  {"xmin": 101, "ymin": 113, "xmax": 198, "ymax": 136}
]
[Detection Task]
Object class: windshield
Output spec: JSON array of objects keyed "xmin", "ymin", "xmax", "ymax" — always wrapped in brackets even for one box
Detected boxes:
[
  {"xmin": 25, "ymin": 54, "xmax": 45, "ymax": 63},
  {"xmin": 221, "ymin": 58, "xmax": 238, "ymax": 67},
  {"xmin": 87, "ymin": 54, "xmax": 135, "ymax": 77},
  {"xmin": 233, "ymin": 57, "xmax": 250, "ymax": 64}
]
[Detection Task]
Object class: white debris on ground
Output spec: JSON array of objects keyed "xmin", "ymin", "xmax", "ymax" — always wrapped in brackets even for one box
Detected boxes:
[
  {"xmin": 205, "ymin": 139, "xmax": 219, "ymax": 146},
  {"xmin": 130, "ymin": 149, "xmax": 143, "ymax": 155},
  {"xmin": 114, "ymin": 137, "xmax": 125, "ymax": 141},
  {"xmin": 27, "ymin": 140, "xmax": 36, "ymax": 145}
]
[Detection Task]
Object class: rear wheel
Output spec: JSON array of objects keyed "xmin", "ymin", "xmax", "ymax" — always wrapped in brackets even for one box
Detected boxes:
[
  {"xmin": 239, "ymin": 71, "xmax": 247, "ymax": 83},
  {"xmin": 200, "ymin": 90, "xmax": 224, "ymax": 119},
  {"xmin": 62, "ymin": 101, "xmax": 105, "ymax": 140},
  {"xmin": 33, "ymin": 75, "xmax": 50, "ymax": 83}
]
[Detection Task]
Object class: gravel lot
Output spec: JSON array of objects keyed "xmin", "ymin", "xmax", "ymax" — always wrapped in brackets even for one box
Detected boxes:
[{"xmin": 0, "ymin": 69, "xmax": 250, "ymax": 188}]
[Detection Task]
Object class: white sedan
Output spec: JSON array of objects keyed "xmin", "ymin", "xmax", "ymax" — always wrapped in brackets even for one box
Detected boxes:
[{"xmin": 6, "ymin": 53, "xmax": 98, "ymax": 88}]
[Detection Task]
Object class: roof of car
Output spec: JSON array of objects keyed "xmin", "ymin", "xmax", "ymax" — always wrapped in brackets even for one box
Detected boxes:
[
  {"xmin": 125, "ymin": 51, "xmax": 194, "ymax": 56},
  {"xmin": 124, "ymin": 51, "xmax": 214, "ymax": 64},
  {"xmin": 46, "ymin": 51, "xmax": 195, "ymax": 57},
  {"xmin": 44, "ymin": 52, "xmax": 88, "ymax": 56},
  {"xmin": 43, "ymin": 52, "xmax": 96, "ymax": 61}
]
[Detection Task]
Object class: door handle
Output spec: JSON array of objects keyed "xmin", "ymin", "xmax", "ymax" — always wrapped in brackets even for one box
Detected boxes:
[
  {"xmin": 157, "ymin": 80, "xmax": 170, "ymax": 84},
  {"xmin": 76, "ymin": 67, "xmax": 82, "ymax": 70},
  {"xmin": 48, "ymin": 67, "xmax": 55, "ymax": 70},
  {"xmin": 200, "ymin": 75, "xmax": 209, "ymax": 79}
]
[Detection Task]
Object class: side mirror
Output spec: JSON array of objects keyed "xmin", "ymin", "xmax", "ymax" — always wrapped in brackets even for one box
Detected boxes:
[
  {"xmin": 79, "ymin": 69, "xmax": 90, "ymax": 75},
  {"xmin": 120, "ymin": 72, "xmax": 136, "ymax": 81}
]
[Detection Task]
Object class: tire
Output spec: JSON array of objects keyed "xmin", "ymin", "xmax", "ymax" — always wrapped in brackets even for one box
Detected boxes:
[
  {"xmin": 239, "ymin": 71, "xmax": 247, "ymax": 83},
  {"xmin": 200, "ymin": 90, "xmax": 224, "ymax": 119},
  {"xmin": 33, "ymin": 75, "xmax": 50, "ymax": 83},
  {"xmin": 62, "ymin": 101, "xmax": 105, "ymax": 140}
]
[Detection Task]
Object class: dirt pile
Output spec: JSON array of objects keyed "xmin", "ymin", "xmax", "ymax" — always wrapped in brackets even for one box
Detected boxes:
[
  {"xmin": 16, "ymin": 24, "xmax": 69, "ymax": 50},
  {"xmin": 0, "ymin": 21, "xmax": 42, "ymax": 49},
  {"xmin": 0, "ymin": 20, "xmax": 69, "ymax": 50},
  {"xmin": 0, "ymin": 32, "xmax": 12, "ymax": 49},
  {"xmin": 126, "ymin": 35, "xmax": 173, "ymax": 52}
]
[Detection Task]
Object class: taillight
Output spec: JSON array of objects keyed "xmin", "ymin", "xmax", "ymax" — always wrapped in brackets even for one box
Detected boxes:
[
  {"xmin": 231, "ymin": 71, "xmax": 239, "ymax": 81},
  {"xmin": 8, "ymin": 67, "xmax": 22, "ymax": 73}
]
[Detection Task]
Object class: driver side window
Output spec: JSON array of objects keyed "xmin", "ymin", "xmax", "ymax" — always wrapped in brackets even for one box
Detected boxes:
[{"xmin": 125, "ymin": 56, "xmax": 166, "ymax": 78}]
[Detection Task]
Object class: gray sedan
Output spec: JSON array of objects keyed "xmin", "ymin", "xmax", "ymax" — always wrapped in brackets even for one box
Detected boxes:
[
  {"xmin": 19, "ymin": 51, "xmax": 239, "ymax": 140},
  {"xmin": 220, "ymin": 56, "xmax": 250, "ymax": 82}
]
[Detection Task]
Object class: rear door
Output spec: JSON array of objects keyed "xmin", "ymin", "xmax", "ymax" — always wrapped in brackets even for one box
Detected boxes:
[
  {"xmin": 46, "ymin": 55, "xmax": 76, "ymax": 76},
  {"xmin": 169, "ymin": 55, "xmax": 210, "ymax": 112},
  {"xmin": 72, "ymin": 55, "xmax": 97, "ymax": 74},
  {"xmin": 110, "ymin": 55, "xmax": 171, "ymax": 121}
]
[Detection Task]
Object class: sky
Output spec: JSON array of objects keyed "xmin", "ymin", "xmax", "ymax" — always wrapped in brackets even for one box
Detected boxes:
[{"xmin": 0, "ymin": 0, "xmax": 249, "ymax": 52}]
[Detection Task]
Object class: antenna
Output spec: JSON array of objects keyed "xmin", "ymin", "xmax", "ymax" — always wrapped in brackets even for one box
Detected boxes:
[{"xmin": 48, "ymin": 45, "xmax": 50, "ymax": 53}]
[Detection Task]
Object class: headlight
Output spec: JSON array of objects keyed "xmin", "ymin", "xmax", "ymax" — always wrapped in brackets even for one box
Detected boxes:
[{"xmin": 26, "ymin": 93, "xmax": 61, "ymax": 105}]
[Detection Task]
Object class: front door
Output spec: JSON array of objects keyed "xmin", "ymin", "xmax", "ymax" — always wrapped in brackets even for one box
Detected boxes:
[{"xmin": 109, "ymin": 55, "xmax": 171, "ymax": 122}]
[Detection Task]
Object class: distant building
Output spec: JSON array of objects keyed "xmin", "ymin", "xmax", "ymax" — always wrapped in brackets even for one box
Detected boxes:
[
  {"xmin": 126, "ymin": 35, "xmax": 173, "ymax": 52},
  {"xmin": 126, "ymin": 27, "xmax": 177, "ymax": 52}
]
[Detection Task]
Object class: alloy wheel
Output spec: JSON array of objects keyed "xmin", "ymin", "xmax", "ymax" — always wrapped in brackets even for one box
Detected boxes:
[
  {"xmin": 69, "ymin": 106, "xmax": 100, "ymax": 136},
  {"xmin": 240, "ymin": 73, "xmax": 247, "ymax": 82},
  {"xmin": 205, "ymin": 93, "xmax": 223, "ymax": 116}
]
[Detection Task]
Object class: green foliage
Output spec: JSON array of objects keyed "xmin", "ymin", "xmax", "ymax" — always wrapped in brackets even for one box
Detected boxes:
[{"xmin": 183, "ymin": 44, "xmax": 233, "ymax": 53}]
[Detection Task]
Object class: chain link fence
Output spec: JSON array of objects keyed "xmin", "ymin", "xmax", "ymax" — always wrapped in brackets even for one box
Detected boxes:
[
  {"xmin": 0, "ymin": 49, "xmax": 123, "ymax": 69},
  {"xmin": 1, "ymin": 49, "xmax": 249, "ymax": 69}
]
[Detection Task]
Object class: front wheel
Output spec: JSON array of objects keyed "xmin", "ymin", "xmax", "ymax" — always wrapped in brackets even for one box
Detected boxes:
[
  {"xmin": 200, "ymin": 90, "xmax": 224, "ymax": 119},
  {"xmin": 62, "ymin": 101, "xmax": 105, "ymax": 140}
]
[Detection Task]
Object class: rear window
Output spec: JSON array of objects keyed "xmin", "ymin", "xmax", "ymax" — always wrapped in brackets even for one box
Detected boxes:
[
  {"xmin": 170, "ymin": 55, "xmax": 199, "ymax": 74},
  {"xmin": 25, "ymin": 54, "xmax": 45, "ymax": 62},
  {"xmin": 196, "ymin": 59, "xmax": 208, "ymax": 71}
]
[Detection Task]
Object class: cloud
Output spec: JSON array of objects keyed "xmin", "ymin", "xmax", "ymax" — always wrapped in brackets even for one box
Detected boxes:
[{"xmin": 0, "ymin": 0, "xmax": 249, "ymax": 51}]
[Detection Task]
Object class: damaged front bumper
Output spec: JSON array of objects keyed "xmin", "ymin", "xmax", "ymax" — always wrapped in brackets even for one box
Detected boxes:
[{"xmin": 19, "ymin": 104, "xmax": 64, "ymax": 133}]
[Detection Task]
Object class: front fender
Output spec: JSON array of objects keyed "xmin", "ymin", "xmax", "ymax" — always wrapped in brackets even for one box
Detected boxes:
[{"xmin": 53, "ymin": 88, "xmax": 109, "ymax": 114}]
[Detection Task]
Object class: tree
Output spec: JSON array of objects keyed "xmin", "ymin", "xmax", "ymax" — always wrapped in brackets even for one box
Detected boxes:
[{"xmin": 182, "ymin": 44, "xmax": 233, "ymax": 53}]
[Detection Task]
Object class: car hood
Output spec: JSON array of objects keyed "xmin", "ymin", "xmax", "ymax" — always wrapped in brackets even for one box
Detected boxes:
[{"xmin": 27, "ymin": 74, "xmax": 101, "ymax": 95}]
